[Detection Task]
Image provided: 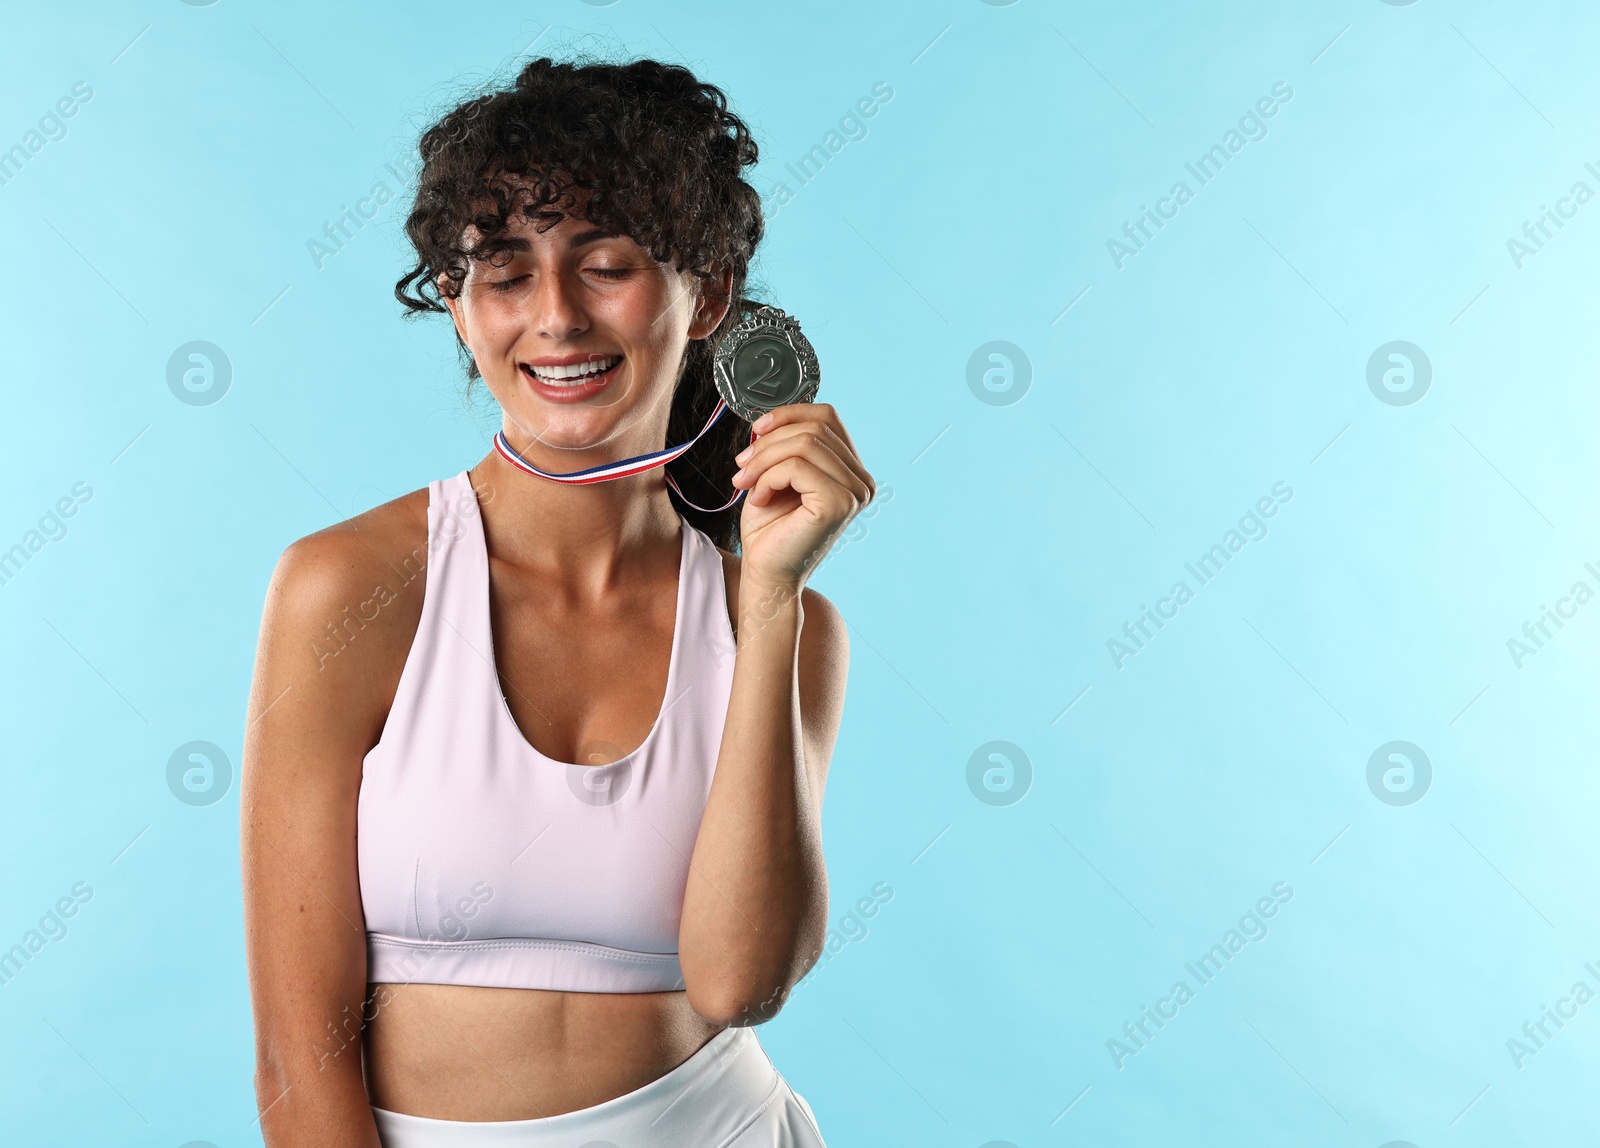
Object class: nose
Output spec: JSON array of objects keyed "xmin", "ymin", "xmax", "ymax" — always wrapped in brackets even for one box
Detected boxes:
[{"xmin": 529, "ymin": 265, "xmax": 588, "ymax": 342}]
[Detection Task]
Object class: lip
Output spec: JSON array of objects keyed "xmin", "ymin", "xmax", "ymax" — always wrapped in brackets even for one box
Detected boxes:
[
  {"xmin": 519, "ymin": 356, "xmax": 623, "ymax": 404},
  {"xmin": 524, "ymin": 353, "xmax": 620, "ymax": 368}
]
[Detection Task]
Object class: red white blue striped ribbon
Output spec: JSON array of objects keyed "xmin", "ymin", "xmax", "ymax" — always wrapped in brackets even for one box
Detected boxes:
[
  {"xmin": 493, "ymin": 398, "xmax": 748, "ymax": 513},
  {"xmin": 663, "ymin": 465, "xmax": 746, "ymax": 513}
]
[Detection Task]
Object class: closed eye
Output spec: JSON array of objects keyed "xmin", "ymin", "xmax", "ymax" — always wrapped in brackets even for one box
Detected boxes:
[{"xmin": 487, "ymin": 275, "xmax": 528, "ymax": 294}]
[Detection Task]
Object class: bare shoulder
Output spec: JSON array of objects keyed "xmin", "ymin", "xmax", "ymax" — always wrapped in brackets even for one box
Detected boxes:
[
  {"xmin": 269, "ymin": 489, "xmax": 431, "ymax": 617},
  {"xmin": 250, "ymin": 488, "xmax": 433, "ymax": 748}
]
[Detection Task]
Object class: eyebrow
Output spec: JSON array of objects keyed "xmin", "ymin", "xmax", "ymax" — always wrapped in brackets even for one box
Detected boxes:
[
  {"xmin": 569, "ymin": 228, "xmax": 619, "ymax": 248},
  {"xmin": 474, "ymin": 228, "xmax": 620, "ymax": 257}
]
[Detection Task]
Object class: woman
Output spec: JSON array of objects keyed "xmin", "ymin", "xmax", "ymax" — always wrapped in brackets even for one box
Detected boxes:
[{"xmin": 240, "ymin": 56, "xmax": 873, "ymax": 1146}]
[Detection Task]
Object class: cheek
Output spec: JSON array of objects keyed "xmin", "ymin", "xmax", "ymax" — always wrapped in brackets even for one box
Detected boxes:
[
  {"xmin": 468, "ymin": 296, "xmax": 529, "ymax": 347},
  {"xmin": 463, "ymin": 306, "xmax": 540, "ymax": 389},
  {"xmin": 619, "ymin": 274, "xmax": 679, "ymax": 326},
  {"xmin": 604, "ymin": 282, "xmax": 689, "ymax": 361}
]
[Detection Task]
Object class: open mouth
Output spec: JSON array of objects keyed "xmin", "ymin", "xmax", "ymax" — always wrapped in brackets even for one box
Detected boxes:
[{"xmin": 521, "ymin": 355, "xmax": 623, "ymax": 387}]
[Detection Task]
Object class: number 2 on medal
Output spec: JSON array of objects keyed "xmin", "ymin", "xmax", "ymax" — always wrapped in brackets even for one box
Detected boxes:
[{"xmin": 745, "ymin": 350, "xmax": 783, "ymax": 399}]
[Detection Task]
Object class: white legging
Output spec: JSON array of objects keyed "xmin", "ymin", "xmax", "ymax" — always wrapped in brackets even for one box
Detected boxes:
[{"xmin": 371, "ymin": 1025, "xmax": 827, "ymax": 1147}]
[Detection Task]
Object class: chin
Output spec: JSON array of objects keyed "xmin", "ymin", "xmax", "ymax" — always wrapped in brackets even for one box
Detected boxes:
[{"xmin": 505, "ymin": 402, "xmax": 635, "ymax": 453}]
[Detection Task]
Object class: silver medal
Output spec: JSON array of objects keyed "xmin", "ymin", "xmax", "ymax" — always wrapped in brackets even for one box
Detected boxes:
[{"xmin": 712, "ymin": 304, "xmax": 820, "ymax": 422}]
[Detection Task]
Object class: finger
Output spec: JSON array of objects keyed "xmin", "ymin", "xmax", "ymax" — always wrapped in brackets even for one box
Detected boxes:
[
  {"xmin": 746, "ymin": 406, "xmax": 872, "ymax": 499},
  {"xmin": 734, "ymin": 427, "xmax": 872, "ymax": 504},
  {"xmin": 787, "ymin": 406, "xmax": 871, "ymax": 494},
  {"xmin": 737, "ymin": 437, "xmax": 869, "ymax": 506},
  {"xmin": 752, "ymin": 402, "xmax": 859, "ymax": 457},
  {"xmin": 738, "ymin": 420, "xmax": 873, "ymax": 499},
  {"xmin": 808, "ymin": 403, "xmax": 865, "ymax": 460},
  {"xmin": 747, "ymin": 455, "xmax": 862, "ymax": 516},
  {"xmin": 739, "ymin": 423, "xmax": 853, "ymax": 477}
]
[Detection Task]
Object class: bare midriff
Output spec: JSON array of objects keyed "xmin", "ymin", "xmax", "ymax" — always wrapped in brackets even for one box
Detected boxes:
[{"xmin": 362, "ymin": 982, "xmax": 725, "ymax": 1120}]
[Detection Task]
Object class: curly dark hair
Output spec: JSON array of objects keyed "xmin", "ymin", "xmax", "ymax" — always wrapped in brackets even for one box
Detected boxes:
[{"xmin": 394, "ymin": 55, "xmax": 766, "ymax": 550}]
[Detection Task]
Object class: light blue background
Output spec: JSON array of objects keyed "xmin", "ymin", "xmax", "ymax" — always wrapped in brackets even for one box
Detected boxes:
[{"xmin": 1, "ymin": 0, "xmax": 1597, "ymax": 1144}]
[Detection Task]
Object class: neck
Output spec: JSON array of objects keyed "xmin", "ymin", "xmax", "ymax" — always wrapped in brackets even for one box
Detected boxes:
[{"xmin": 468, "ymin": 448, "xmax": 683, "ymax": 596}]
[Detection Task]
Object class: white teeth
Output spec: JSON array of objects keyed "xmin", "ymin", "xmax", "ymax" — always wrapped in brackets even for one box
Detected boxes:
[{"xmin": 530, "ymin": 356, "xmax": 620, "ymax": 383}]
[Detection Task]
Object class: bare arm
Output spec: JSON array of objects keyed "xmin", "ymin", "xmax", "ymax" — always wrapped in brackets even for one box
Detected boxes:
[
  {"xmin": 241, "ymin": 515, "xmax": 422, "ymax": 1144},
  {"xmin": 678, "ymin": 401, "xmax": 871, "ymax": 1025},
  {"xmin": 679, "ymin": 580, "xmax": 847, "ymax": 1025}
]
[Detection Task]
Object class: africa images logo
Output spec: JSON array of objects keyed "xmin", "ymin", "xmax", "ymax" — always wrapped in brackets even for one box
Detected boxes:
[
  {"xmin": 966, "ymin": 342, "xmax": 1031, "ymax": 406},
  {"xmin": 167, "ymin": 741, "xmax": 232, "ymax": 807},
  {"xmin": 166, "ymin": 341, "xmax": 232, "ymax": 406},
  {"xmin": 1366, "ymin": 341, "xmax": 1430, "ymax": 407},
  {"xmin": 566, "ymin": 740, "xmax": 634, "ymax": 807},
  {"xmin": 967, "ymin": 741, "xmax": 1032, "ymax": 806},
  {"xmin": 1107, "ymin": 883, "xmax": 1294, "ymax": 1070},
  {"xmin": 1366, "ymin": 741, "xmax": 1430, "ymax": 807}
]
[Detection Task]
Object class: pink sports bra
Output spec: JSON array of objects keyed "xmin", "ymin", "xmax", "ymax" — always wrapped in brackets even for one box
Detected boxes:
[{"xmin": 356, "ymin": 470, "xmax": 736, "ymax": 993}]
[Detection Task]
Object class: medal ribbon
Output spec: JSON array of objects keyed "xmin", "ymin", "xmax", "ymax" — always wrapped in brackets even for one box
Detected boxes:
[{"xmin": 492, "ymin": 397, "xmax": 749, "ymax": 512}]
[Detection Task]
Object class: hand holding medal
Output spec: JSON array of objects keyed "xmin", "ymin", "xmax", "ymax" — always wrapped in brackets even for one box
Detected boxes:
[{"xmin": 721, "ymin": 304, "xmax": 875, "ymax": 591}]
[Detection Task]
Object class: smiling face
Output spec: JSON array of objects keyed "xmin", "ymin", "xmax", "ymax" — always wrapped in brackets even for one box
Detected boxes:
[{"xmin": 441, "ymin": 196, "xmax": 731, "ymax": 460}]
